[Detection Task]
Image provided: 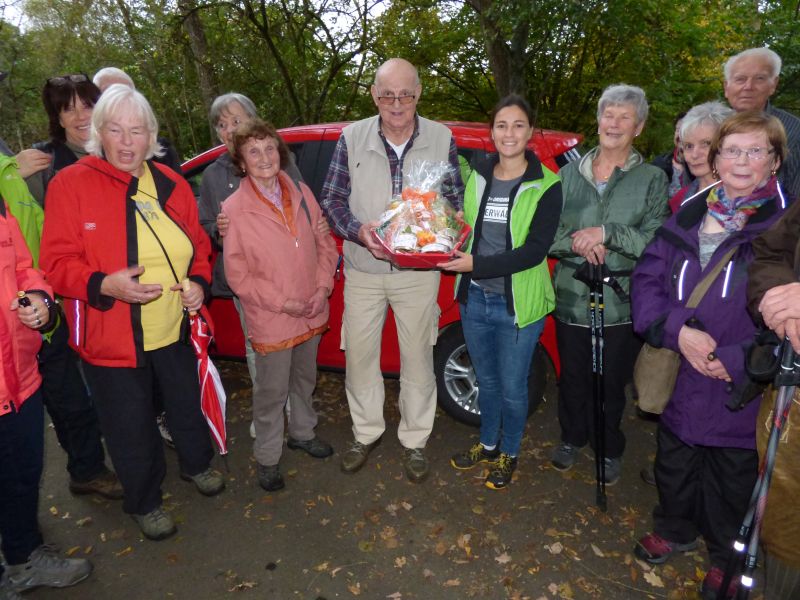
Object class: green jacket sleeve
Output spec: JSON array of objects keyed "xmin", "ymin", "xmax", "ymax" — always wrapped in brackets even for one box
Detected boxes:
[
  {"xmin": 604, "ymin": 169, "xmax": 669, "ymax": 260},
  {"xmin": 0, "ymin": 156, "xmax": 44, "ymax": 268}
]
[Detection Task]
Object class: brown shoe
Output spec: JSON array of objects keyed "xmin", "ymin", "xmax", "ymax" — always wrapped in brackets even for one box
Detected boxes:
[
  {"xmin": 402, "ymin": 447, "xmax": 429, "ymax": 483},
  {"xmin": 340, "ymin": 439, "xmax": 379, "ymax": 473},
  {"xmin": 69, "ymin": 469, "xmax": 124, "ymax": 500}
]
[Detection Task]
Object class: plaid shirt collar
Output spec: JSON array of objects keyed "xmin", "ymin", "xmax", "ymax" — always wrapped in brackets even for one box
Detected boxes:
[{"xmin": 377, "ymin": 114, "xmax": 420, "ymax": 196}]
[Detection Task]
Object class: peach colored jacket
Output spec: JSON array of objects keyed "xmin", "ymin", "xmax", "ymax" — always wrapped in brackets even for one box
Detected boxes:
[{"xmin": 222, "ymin": 171, "xmax": 338, "ymax": 349}]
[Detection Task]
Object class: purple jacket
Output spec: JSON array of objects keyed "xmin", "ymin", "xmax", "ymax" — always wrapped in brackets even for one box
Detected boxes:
[{"xmin": 632, "ymin": 187, "xmax": 790, "ymax": 449}]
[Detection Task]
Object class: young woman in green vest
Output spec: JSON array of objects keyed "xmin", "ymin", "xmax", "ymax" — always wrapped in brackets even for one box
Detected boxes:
[{"xmin": 440, "ymin": 95, "xmax": 563, "ymax": 489}]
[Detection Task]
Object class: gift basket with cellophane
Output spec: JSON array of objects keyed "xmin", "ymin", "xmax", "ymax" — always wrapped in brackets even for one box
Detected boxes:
[{"xmin": 371, "ymin": 160, "xmax": 471, "ymax": 268}]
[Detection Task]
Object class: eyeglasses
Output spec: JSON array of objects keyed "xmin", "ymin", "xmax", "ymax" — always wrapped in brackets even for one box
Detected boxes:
[
  {"xmin": 718, "ymin": 146, "xmax": 774, "ymax": 161},
  {"xmin": 377, "ymin": 94, "xmax": 416, "ymax": 106},
  {"xmin": 47, "ymin": 74, "xmax": 89, "ymax": 86}
]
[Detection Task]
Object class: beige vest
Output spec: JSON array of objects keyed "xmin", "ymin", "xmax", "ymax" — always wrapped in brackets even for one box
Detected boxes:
[{"xmin": 342, "ymin": 115, "xmax": 454, "ymax": 274}]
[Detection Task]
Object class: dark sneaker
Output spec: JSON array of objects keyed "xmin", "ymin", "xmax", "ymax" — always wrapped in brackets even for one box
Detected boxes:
[
  {"xmin": 603, "ymin": 457, "xmax": 622, "ymax": 486},
  {"xmin": 402, "ymin": 447, "xmax": 429, "ymax": 483},
  {"xmin": 69, "ymin": 468, "xmax": 124, "ymax": 500},
  {"xmin": 180, "ymin": 468, "xmax": 225, "ymax": 497},
  {"xmin": 131, "ymin": 507, "xmax": 176, "ymax": 541},
  {"xmin": 485, "ymin": 453, "xmax": 518, "ymax": 490},
  {"xmin": 257, "ymin": 464, "xmax": 285, "ymax": 492},
  {"xmin": 340, "ymin": 439, "xmax": 379, "ymax": 473},
  {"xmin": 450, "ymin": 443, "xmax": 500, "ymax": 470},
  {"xmin": 701, "ymin": 566, "xmax": 738, "ymax": 600},
  {"xmin": 0, "ymin": 573, "xmax": 22, "ymax": 600},
  {"xmin": 6, "ymin": 545, "xmax": 92, "ymax": 591},
  {"xmin": 156, "ymin": 412, "xmax": 175, "ymax": 449},
  {"xmin": 551, "ymin": 443, "xmax": 579, "ymax": 471},
  {"xmin": 287, "ymin": 436, "xmax": 334, "ymax": 458},
  {"xmin": 640, "ymin": 464, "xmax": 656, "ymax": 486},
  {"xmin": 634, "ymin": 532, "xmax": 698, "ymax": 564}
]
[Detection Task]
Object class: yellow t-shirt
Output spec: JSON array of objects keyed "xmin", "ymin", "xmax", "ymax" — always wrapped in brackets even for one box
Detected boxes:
[{"xmin": 133, "ymin": 164, "xmax": 193, "ymax": 350}]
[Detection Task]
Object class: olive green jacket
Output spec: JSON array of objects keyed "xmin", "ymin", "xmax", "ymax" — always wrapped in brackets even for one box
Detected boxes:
[{"xmin": 549, "ymin": 147, "xmax": 669, "ymax": 326}]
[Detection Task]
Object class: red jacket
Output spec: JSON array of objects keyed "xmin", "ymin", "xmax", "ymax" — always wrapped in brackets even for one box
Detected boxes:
[
  {"xmin": 0, "ymin": 202, "xmax": 51, "ymax": 415},
  {"xmin": 40, "ymin": 156, "xmax": 212, "ymax": 368}
]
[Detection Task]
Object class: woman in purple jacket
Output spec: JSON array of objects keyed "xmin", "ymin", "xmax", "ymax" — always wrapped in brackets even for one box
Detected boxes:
[{"xmin": 630, "ymin": 111, "xmax": 790, "ymax": 600}]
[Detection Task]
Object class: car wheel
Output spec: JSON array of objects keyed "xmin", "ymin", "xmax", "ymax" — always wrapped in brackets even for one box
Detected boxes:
[{"xmin": 434, "ymin": 322, "xmax": 550, "ymax": 427}]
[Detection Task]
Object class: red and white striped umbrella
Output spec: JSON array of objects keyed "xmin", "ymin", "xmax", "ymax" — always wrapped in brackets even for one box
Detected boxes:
[{"xmin": 187, "ymin": 310, "xmax": 228, "ymax": 455}]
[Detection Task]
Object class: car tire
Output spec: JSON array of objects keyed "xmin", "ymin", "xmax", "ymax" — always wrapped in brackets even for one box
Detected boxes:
[{"xmin": 434, "ymin": 322, "xmax": 550, "ymax": 427}]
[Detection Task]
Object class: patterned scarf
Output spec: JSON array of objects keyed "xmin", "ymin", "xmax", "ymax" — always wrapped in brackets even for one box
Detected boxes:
[{"xmin": 706, "ymin": 176, "xmax": 777, "ymax": 232}]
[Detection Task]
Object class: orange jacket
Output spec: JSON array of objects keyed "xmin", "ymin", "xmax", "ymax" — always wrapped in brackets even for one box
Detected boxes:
[
  {"xmin": 223, "ymin": 171, "xmax": 338, "ymax": 348},
  {"xmin": 0, "ymin": 202, "xmax": 51, "ymax": 415},
  {"xmin": 40, "ymin": 156, "xmax": 212, "ymax": 368}
]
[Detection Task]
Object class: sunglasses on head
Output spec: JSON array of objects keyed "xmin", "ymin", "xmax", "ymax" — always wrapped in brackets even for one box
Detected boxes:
[{"xmin": 46, "ymin": 74, "xmax": 89, "ymax": 86}]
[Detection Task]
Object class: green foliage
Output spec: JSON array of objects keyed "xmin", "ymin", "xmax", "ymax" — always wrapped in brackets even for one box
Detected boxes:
[{"xmin": 0, "ymin": 0, "xmax": 797, "ymax": 160}]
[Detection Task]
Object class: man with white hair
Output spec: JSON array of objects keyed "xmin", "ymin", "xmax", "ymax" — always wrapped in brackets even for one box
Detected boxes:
[
  {"xmin": 92, "ymin": 67, "xmax": 182, "ymax": 174},
  {"xmin": 321, "ymin": 58, "xmax": 464, "ymax": 483},
  {"xmin": 724, "ymin": 47, "xmax": 800, "ymax": 199}
]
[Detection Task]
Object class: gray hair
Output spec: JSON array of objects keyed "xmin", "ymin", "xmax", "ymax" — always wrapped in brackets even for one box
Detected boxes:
[
  {"xmin": 86, "ymin": 84, "xmax": 164, "ymax": 159},
  {"xmin": 597, "ymin": 84, "xmax": 649, "ymax": 125},
  {"xmin": 208, "ymin": 93, "xmax": 258, "ymax": 127},
  {"xmin": 93, "ymin": 67, "xmax": 135, "ymax": 90},
  {"xmin": 679, "ymin": 101, "xmax": 734, "ymax": 140},
  {"xmin": 724, "ymin": 47, "xmax": 781, "ymax": 81}
]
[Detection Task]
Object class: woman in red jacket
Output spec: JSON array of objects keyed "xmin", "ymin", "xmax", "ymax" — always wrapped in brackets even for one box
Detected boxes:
[
  {"xmin": 40, "ymin": 85, "xmax": 224, "ymax": 541},
  {"xmin": 0, "ymin": 202, "xmax": 92, "ymax": 597}
]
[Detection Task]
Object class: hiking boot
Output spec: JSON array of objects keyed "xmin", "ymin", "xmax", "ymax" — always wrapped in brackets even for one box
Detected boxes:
[
  {"xmin": 0, "ymin": 573, "xmax": 22, "ymax": 600},
  {"xmin": 450, "ymin": 443, "xmax": 500, "ymax": 470},
  {"xmin": 156, "ymin": 412, "xmax": 175, "ymax": 449},
  {"xmin": 485, "ymin": 453, "xmax": 518, "ymax": 490},
  {"xmin": 640, "ymin": 464, "xmax": 656, "ymax": 486},
  {"xmin": 551, "ymin": 443, "xmax": 579, "ymax": 471},
  {"xmin": 402, "ymin": 447, "xmax": 429, "ymax": 483},
  {"xmin": 634, "ymin": 532, "xmax": 698, "ymax": 564},
  {"xmin": 131, "ymin": 507, "xmax": 176, "ymax": 541},
  {"xmin": 287, "ymin": 436, "xmax": 334, "ymax": 458},
  {"xmin": 5, "ymin": 544, "xmax": 92, "ymax": 591},
  {"xmin": 701, "ymin": 566, "xmax": 738, "ymax": 599},
  {"xmin": 340, "ymin": 439, "xmax": 379, "ymax": 473},
  {"xmin": 603, "ymin": 457, "xmax": 622, "ymax": 486},
  {"xmin": 257, "ymin": 464, "xmax": 285, "ymax": 492},
  {"xmin": 180, "ymin": 468, "xmax": 225, "ymax": 497},
  {"xmin": 68, "ymin": 468, "xmax": 124, "ymax": 500}
]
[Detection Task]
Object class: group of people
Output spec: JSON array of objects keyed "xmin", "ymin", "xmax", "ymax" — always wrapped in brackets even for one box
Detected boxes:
[{"xmin": 0, "ymin": 43, "xmax": 798, "ymax": 599}]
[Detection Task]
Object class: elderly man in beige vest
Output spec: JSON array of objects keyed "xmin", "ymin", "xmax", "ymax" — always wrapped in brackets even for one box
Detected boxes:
[{"xmin": 321, "ymin": 58, "xmax": 464, "ymax": 482}]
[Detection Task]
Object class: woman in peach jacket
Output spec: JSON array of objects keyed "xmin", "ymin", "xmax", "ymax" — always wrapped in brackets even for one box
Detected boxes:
[{"xmin": 223, "ymin": 119, "xmax": 338, "ymax": 492}]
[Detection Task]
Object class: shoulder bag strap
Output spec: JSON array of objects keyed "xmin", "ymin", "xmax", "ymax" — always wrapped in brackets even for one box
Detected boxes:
[{"xmin": 685, "ymin": 246, "xmax": 737, "ymax": 309}]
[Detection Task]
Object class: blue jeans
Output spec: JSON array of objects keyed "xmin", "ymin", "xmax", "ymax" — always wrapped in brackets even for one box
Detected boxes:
[
  {"xmin": 460, "ymin": 283, "xmax": 544, "ymax": 457},
  {"xmin": 0, "ymin": 389, "xmax": 44, "ymax": 570}
]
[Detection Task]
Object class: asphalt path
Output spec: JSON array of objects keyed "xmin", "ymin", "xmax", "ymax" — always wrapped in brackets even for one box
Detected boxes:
[{"xmin": 31, "ymin": 361, "xmax": 760, "ymax": 599}]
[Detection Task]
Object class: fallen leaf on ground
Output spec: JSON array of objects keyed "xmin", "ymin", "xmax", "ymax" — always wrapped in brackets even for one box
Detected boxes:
[
  {"xmin": 386, "ymin": 593, "xmax": 402, "ymax": 599},
  {"xmin": 495, "ymin": 552, "xmax": 511, "ymax": 564},
  {"xmin": 546, "ymin": 542, "xmax": 563, "ymax": 555},
  {"xmin": 65, "ymin": 546, "xmax": 81, "ymax": 556},
  {"xmin": 115, "ymin": 546, "xmax": 132, "ymax": 557},
  {"xmin": 590, "ymin": 543, "xmax": 605, "ymax": 557},
  {"xmin": 394, "ymin": 556, "xmax": 406, "ymax": 568},
  {"xmin": 644, "ymin": 570, "xmax": 665, "ymax": 588},
  {"xmin": 76, "ymin": 517, "xmax": 93, "ymax": 527},
  {"xmin": 443, "ymin": 578, "xmax": 461, "ymax": 587},
  {"xmin": 347, "ymin": 582, "xmax": 362, "ymax": 595}
]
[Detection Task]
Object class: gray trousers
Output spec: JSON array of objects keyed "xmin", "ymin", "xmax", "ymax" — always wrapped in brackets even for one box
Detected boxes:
[{"xmin": 252, "ymin": 335, "xmax": 320, "ymax": 466}]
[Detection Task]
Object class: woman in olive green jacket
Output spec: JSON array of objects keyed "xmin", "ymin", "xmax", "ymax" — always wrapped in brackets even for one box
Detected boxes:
[{"xmin": 548, "ymin": 84, "xmax": 669, "ymax": 485}]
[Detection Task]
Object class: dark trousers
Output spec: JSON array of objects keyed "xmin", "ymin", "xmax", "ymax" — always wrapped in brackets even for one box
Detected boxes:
[
  {"xmin": 39, "ymin": 315, "xmax": 106, "ymax": 482},
  {"xmin": 653, "ymin": 424, "xmax": 757, "ymax": 568},
  {"xmin": 0, "ymin": 390, "xmax": 44, "ymax": 571},
  {"xmin": 555, "ymin": 320, "xmax": 640, "ymax": 458},
  {"xmin": 83, "ymin": 342, "xmax": 213, "ymax": 515}
]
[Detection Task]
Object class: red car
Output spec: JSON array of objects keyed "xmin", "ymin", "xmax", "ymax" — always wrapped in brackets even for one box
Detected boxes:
[{"xmin": 182, "ymin": 122, "xmax": 582, "ymax": 426}]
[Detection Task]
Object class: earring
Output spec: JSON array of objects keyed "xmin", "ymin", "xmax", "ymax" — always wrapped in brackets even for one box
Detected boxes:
[{"xmin": 771, "ymin": 168, "xmax": 777, "ymax": 177}]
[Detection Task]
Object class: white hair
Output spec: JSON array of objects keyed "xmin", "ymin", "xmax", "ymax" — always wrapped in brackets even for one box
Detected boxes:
[
  {"xmin": 93, "ymin": 67, "xmax": 135, "ymax": 90},
  {"xmin": 724, "ymin": 48, "xmax": 781, "ymax": 81},
  {"xmin": 86, "ymin": 84, "xmax": 164, "ymax": 159},
  {"xmin": 597, "ymin": 84, "xmax": 649, "ymax": 124},
  {"xmin": 679, "ymin": 101, "xmax": 733, "ymax": 140}
]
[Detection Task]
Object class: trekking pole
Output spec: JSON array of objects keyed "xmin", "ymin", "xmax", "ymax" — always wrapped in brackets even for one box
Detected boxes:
[
  {"xmin": 589, "ymin": 264, "xmax": 607, "ymax": 511},
  {"xmin": 717, "ymin": 341, "xmax": 799, "ymax": 599}
]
